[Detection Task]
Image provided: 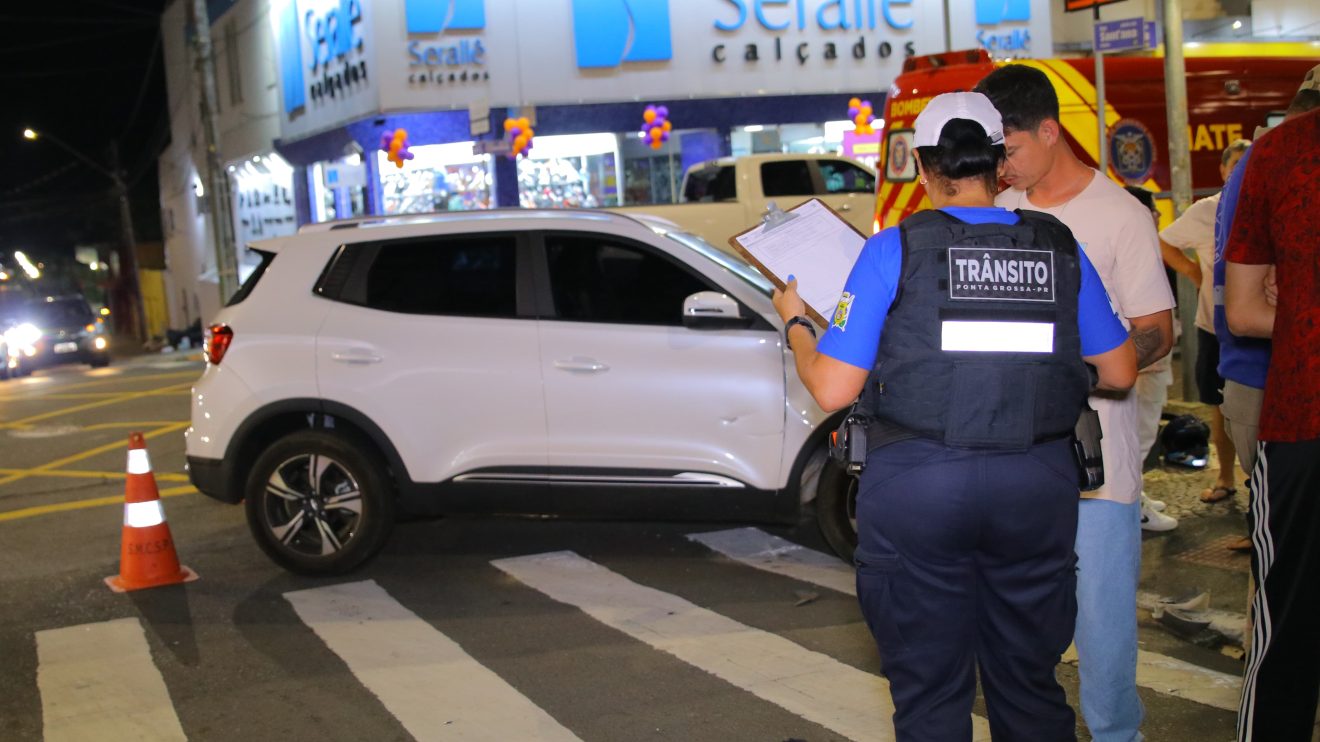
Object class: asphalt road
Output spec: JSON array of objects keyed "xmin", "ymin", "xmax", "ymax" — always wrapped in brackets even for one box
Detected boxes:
[{"xmin": 0, "ymin": 354, "xmax": 1248, "ymax": 741}]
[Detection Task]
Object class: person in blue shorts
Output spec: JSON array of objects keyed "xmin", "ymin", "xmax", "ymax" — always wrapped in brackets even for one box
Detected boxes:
[{"xmin": 772, "ymin": 92, "xmax": 1137, "ymax": 741}]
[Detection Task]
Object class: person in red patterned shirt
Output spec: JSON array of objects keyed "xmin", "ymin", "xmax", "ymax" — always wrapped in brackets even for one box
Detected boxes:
[{"xmin": 1223, "ymin": 68, "xmax": 1320, "ymax": 742}]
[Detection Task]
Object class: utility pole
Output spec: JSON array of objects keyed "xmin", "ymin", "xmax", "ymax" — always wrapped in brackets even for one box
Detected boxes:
[
  {"xmin": 108, "ymin": 141, "xmax": 147, "ymax": 343},
  {"xmin": 1162, "ymin": 0, "xmax": 1198, "ymax": 399},
  {"xmin": 1093, "ymin": 6, "xmax": 1108, "ymax": 177},
  {"xmin": 190, "ymin": 0, "xmax": 240, "ymax": 303}
]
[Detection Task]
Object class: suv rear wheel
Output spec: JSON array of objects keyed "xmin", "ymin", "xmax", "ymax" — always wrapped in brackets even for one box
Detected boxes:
[
  {"xmin": 815, "ymin": 460, "xmax": 858, "ymax": 562},
  {"xmin": 244, "ymin": 430, "xmax": 395, "ymax": 574}
]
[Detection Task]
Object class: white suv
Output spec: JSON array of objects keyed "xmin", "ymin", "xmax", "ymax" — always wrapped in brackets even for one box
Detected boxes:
[{"xmin": 186, "ymin": 210, "xmax": 857, "ymax": 573}]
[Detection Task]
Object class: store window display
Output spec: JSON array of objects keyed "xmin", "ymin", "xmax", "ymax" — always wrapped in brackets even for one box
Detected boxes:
[
  {"xmin": 379, "ymin": 142, "xmax": 493, "ymax": 214},
  {"xmin": 310, "ymin": 154, "xmax": 368, "ymax": 222},
  {"xmin": 518, "ymin": 133, "xmax": 620, "ymax": 209}
]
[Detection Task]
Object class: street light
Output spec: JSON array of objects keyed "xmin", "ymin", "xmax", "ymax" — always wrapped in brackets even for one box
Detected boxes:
[{"xmin": 20, "ymin": 126, "xmax": 146, "ymax": 343}]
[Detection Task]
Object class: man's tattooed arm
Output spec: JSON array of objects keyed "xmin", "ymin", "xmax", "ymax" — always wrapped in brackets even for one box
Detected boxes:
[{"xmin": 1131, "ymin": 324, "xmax": 1167, "ymax": 370}]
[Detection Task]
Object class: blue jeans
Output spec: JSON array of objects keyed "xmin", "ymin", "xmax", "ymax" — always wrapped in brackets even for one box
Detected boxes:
[{"xmin": 1075, "ymin": 498, "xmax": 1144, "ymax": 742}]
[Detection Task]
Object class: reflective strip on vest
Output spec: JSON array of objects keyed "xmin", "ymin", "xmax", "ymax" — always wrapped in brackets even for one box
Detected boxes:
[
  {"xmin": 127, "ymin": 448, "xmax": 152, "ymax": 475},
  {"xmin": 941, "ymin": 321, "xmax": 1055, "ymax": 353},
  {"xmin": 124, "ymin": 500, "xmax": 165, "ymax": 528}
]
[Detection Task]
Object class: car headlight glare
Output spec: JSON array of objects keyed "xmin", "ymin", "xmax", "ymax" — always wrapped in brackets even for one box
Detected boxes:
[
  {"xmin": 93, "ymin": 336, "xmax": 108, "ymax": 351},
  {"xmin": 5, "ymin": 323, "xmax": 41, "ymax": 350}
]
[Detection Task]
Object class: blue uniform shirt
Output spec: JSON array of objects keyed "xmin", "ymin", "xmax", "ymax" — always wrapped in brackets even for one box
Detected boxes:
[
  {"xmin": 1212, "ymin": 150, "xmax": 1271, "ymax": 390},
  {"xmin": 817, "ymin": 206, "xmax": 1128, "ymax": 370}
]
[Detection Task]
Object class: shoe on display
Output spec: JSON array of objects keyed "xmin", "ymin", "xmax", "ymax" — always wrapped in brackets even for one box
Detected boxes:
[
  {"xmin": 1141, "ymin": 505, "xmax": 1179, "ymax": 532},
  {"xmin": 1141, "ymin": 493, "xmax": 1167, "ymax": 512}
]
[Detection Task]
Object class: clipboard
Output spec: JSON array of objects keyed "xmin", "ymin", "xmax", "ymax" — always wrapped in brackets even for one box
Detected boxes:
[{"xmin": 727, "ymin": 198, "xmax": 869, "ymax": 327}]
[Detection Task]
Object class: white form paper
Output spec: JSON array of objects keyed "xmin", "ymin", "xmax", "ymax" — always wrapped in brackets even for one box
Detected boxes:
[{"xmin": 731, "ymin": 199, "xmax": 866, "ymax": 326}]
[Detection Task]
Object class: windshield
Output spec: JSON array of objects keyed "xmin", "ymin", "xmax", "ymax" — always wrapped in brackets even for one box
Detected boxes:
[
  {"xmin": 27, "ymin": 298, "xmax": 94, "ymax": 328},
  {"xmin": 659, "ymin": 229, "xmax": 774, "ymax": 297}
]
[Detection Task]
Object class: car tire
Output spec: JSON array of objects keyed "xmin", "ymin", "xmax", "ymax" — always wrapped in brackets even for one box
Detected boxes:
[
  {"xmin": 89, "ymin": 355, "xmax": 110, "ymax": 369},
  {"xmin": 244, "ymin": 430, "xmax": 396, "ymax": 575},
  {"xmin": 815, "ymin": 459, "xmax": 858, "ymax": 563}
]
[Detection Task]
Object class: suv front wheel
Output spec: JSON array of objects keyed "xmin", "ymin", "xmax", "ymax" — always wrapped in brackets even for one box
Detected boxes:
[{"xmin": 244, "ymin": 430, "xmax": 395, "ymax": 574}]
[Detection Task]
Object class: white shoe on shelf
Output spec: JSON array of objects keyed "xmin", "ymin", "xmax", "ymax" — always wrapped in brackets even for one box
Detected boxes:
[{"xmin": 1141, "ymin": 504, "xmax": 1178, "ymax": 532}]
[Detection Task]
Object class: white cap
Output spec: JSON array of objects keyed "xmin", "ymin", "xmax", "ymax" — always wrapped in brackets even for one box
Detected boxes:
[{"xmin": 913, "ymin": 92, "xmax": 1005, "ymax": 148}]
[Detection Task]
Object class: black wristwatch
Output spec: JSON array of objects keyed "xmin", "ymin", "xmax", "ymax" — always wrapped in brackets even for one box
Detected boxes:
[{"xmin": 784, "ymin": 316, "xmax": 816, "ymax": 348}]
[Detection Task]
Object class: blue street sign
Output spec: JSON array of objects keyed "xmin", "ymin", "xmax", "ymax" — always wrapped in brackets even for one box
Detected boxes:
[{"xmin": 1094, "ymin": 17, "xmax": 1153, "ymax": 53}]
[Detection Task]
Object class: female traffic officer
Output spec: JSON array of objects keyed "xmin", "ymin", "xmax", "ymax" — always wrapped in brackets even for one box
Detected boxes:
[{"xmin": 773, "ymin": 92, "xmax": 1137, "ymax": 742}]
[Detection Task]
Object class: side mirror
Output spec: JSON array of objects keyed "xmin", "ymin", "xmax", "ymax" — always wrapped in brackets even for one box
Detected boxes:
[{"xmin": 682, "ymin": 291, "xmax": 752, "ymax": 330}]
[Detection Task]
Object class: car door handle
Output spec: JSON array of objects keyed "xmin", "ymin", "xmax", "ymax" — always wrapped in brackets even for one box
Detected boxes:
[
  {"xmin": 331, "ymin": 350, "xmax": 383, "ymax": 365},
  {"xmin": 554, "ymin": 357, "xmax": 609, "ymax": 373},
  {"xmin": 837, "ymin": 203, "xmax": 852, "ymax": 212}
]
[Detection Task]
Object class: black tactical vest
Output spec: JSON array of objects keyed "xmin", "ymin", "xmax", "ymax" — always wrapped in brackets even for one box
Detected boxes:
[{"xmin": 858, "ymin": 209, "xmax": 1092, "ymax": 450}]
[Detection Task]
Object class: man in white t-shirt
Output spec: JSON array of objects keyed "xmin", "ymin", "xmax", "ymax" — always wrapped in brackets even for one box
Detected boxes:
[
  {"xmin": 1158, "ymin": 140, "xmax": 1251, "ymax": 509},
  {"xmin": 977, "ymin": 65, "xmax": 1174, "ymax": 742}
]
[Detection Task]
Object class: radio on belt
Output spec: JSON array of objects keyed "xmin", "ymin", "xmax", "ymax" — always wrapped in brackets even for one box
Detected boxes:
[{"xmin": 829, "ymin": 412, "xmax": 870, "ymax": 476}]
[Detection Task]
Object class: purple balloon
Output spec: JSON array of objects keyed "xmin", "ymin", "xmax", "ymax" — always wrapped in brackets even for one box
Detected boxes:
[
  {"xmin": 656, "ymin": 105, "xmax": 669, "ymax": 119},
  {"xmin": 848, "ymin": 106, "xmax": 859, "ymax": 117},
  {"xmin": 861, "ymin": 100, "xmax": 872, "ymax": 109},
  {"xmin": 509, "ymin": 126, "xmax": 522, "ymax": 137},
  {"xmin": 401, "ymin": 150, "xmax": 414, "ymax": 160},
  {"xmin": 645, "ymin": 104, "xmax": 656, "ymax": 113},
  {"xmin": 660, "ymin": 131, "xmax": 670, "ymax": 142}
]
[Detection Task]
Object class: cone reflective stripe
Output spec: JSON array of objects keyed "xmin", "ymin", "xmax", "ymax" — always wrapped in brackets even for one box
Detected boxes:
[
  {"xmin": 123, "ymin": 500, "xmax": 165, "ymax": 528},
  {"xmin": 105, "ymin": 432, "xmax": 198, "ymax": 592},
  {"xmin": 127, "ymin": 447, "xmax": 151, "ymax": 475}
]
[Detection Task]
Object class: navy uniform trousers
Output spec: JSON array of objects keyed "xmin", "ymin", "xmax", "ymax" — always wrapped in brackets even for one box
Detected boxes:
[{"xmin": 854, "ymin": 436, "xmax": 1080, "ymax": 742}]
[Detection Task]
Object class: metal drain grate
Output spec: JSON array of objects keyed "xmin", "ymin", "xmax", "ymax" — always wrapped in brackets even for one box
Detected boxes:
[{"xmin": 1172, "ymin": 535, "xmax": 1253, "ymax": 573}]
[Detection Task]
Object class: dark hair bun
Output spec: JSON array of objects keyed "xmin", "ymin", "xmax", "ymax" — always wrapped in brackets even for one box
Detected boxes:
[{"xmin": 916, "ymin": 118, "xmax": 1004, "ymax": 183}]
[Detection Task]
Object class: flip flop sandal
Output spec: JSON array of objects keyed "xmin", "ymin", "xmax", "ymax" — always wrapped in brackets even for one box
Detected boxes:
[{"xmin": 1200, "ymin": 486, "xmax": 1237, "ymax": 503}]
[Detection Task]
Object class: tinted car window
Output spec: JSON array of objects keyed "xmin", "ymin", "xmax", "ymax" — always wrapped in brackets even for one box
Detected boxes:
[
  {"xmin": 683, "ymin": 165, "xmax": 736, "ymax": 202},
  {"xmin": 818, "ymin": 160, "xmax": 876, "ymax": 194},
  {"xmin": 760, "ymin": 160, "xmax": 814, "ymax": 197},
  {"xmin": 366, "ymin": 236, "xmax": 516, "ymax": 317},
  {"xmin": 29, "ymin": 298, "xmax": 94, "ymax": 328},
  {"xmin": 545, "ymin": 235, "xmax": 709, "ymax": 326}
]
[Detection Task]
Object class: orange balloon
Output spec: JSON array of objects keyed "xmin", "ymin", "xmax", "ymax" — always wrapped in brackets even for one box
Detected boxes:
[
  {"xmin": 514, "ymin": 134, "xmax": 529, "ymax": 149},
  {"xmin": 650, "ymin": 140, "xmax": 662, "ymax": 149},
  {"xmin": 524, "ymin": 127, "xmax": 535, "ymax": 139},
  {"xmin": 519, "ymin": 117, "xmax": 531, "ymax": 128},
  {"xmin": 849, "ymin": 97, "xmax": 862, "ymax": 108},
  {"xmin": 661, "ymin": 120, "xmax": 672, "ymax": 132},
  {"xmin": 649, "ymin": 127, "xmax": 663, "ymax": 141},
  {"xmin": 643, "ymin": 109, "xmax": 657, "ymax": 124},
  {"xmin": 503, "ymin": 119, "xmax": 515, "ymax": 132}
]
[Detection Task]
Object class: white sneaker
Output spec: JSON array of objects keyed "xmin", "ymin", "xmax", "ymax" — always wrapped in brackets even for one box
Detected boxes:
[
  {"xmin": 1141, "ymin": 504, "xmax": 1178, "ymax": 532},
  {"xmin": 1141, "ymin": 493, "xmax": 1167, "ymax": 512}
]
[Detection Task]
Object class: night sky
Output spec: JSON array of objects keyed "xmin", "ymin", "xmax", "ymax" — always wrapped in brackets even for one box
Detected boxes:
[{"xmin": 0, "ymin": 1, "xmax": 169, "ymax": 263}]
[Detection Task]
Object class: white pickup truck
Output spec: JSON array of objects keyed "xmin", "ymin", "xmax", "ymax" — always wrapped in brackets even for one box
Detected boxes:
[{"xmin": 608, "ymin": 153, "xmax": 878, "ymax": 250}]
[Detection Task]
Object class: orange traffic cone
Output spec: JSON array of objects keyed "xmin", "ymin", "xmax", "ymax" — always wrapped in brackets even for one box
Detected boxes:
[{"xmin": 104, "ymin": 432, "xmax": 198, "ymax": 592}]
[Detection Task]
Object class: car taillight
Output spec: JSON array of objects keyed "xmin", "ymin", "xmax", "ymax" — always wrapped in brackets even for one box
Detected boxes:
[{"xmin": 205, "ymin": 324, "xmax": 233, "ymax": 365}]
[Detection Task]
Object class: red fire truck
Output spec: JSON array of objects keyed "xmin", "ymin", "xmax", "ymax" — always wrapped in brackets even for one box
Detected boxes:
[{"xmin": 874, "ymin": 47, "xmax": 1318, "ymax": 229}]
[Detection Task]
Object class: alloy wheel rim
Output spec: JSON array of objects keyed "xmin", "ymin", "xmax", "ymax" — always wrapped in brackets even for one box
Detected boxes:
[{"xmin": 263, "ymin": 453, "xmax": 363, "ymax": 557}]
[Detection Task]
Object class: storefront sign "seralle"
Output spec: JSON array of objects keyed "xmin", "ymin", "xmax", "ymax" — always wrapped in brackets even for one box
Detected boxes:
[
  {"xmin": 404, "ymin": 0, "xmax": 490, "ymax": 87},
  {"xmin": 279, "ymin": 0, "xmax": 369, "ymax": 116},
  {"xmin": 711, "ymin": 0, "xmax": 918, "ymax": 65}
]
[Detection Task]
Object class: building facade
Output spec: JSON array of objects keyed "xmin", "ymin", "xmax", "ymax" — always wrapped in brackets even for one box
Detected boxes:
[{"xmin": 157, "ymin": 0, "xmax": 1058, "ymax": 327}]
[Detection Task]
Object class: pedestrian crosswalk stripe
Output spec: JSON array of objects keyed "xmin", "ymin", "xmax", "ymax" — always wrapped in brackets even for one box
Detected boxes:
[
  {"xmin": 1135, "ymin": 649, "xmax": 1241, "ymax": 711},
  {"xmin": 284, "ymin": 579, "xmax": 581, "ymax": 742},
  {"xmin": 688, "ymin": 526, "xmax": 857, "ymax": 596},
  {"xmin": 691, "ymin": 526, "xmax": 1246, "ymax": 712},
  {"xmin": 493, "ymin": 550, "xmax": 993, "ymax": 742},
  {"xmin": 36, "ymin": 617, "xmax": 186, "ymax": 742}
]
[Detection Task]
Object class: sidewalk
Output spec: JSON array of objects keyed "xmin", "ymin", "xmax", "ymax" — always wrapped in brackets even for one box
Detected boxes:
[{"xmin": 1139, "ymin": 369, "xmax": 1253, "ymax": 649}]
